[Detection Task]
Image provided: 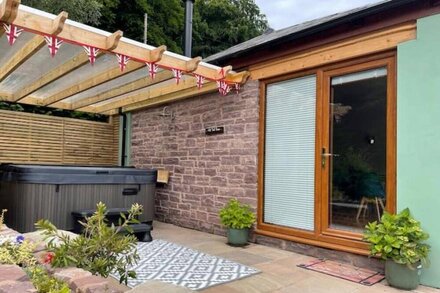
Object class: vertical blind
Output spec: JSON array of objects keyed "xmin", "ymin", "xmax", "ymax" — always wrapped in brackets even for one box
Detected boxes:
[{"xmin": 264, "ymin": 75, "xmax": 316, "ymax": 231}]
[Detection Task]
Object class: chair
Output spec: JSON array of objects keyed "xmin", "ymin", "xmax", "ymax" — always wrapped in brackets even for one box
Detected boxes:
[{"xmin": 355, "ymin": 173, "xmax": 385, "ymax": 221}]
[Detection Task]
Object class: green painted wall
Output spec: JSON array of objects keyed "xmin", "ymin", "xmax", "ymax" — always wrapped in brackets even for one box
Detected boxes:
[{"xmin": 397, "ymin": 14, "xmax": 440, "ymax": 288}]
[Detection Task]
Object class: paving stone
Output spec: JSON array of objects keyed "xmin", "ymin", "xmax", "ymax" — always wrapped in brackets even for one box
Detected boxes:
[
  {"xmin": 0, "ymin": 280, "xmax": 37, "ymax": 293},
  {"xmin": 71, "ymin": 275, "xmax": 109, "ymax": 293},
  {"xmin": 53, "ymin": 267, "xmax": 92, "ymax": 284},
  {"xmin": 0, "ymin": 265, "xmax": 29, "ymax": 282}
]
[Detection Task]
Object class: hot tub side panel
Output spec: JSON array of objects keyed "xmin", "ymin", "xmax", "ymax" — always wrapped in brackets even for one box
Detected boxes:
[{"xmin": 0, "ymin": 182, "xmax": 155, "ymax": 233}]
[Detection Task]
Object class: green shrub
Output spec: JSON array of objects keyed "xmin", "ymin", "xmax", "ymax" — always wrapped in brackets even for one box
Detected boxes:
[
  {"xmin": 27, "ymin": 266, "xmax": 70, "ymax": 293},
  {"xmin": 364, "ymin": 208, "xmax": 430, "ymax": 267},
  {"xmin": 0, "ymin": 236, "xmax": 36, "ymax": 268},
  {"xmin": 36, "ymin": 202, "xmax": 142, "ymax": 285},
  {"xmin": 219, "ymin": 199, "xmax": 256, "ymax": 229}
]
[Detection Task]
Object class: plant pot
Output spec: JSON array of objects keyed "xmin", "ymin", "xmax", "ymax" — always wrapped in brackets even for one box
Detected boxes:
[
  {"xmin": 385, "ymin": 259, "xmax": 421, "ymax": 290},
  {"xmin": 227, "ymin": 228, "xmax": 249, "ymax": 246}
]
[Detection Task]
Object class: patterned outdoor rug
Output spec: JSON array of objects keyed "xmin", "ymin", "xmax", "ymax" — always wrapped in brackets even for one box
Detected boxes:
[
  {"xmin": 298, "ymin": 258, "xmax": 385, "ymax": 286},
  {"xmin": 111, "ymin": 239, "xmax": 260, "ymax": 291}
]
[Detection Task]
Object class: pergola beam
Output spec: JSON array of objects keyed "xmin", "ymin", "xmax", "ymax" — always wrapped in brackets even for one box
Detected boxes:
[
  {"xmin": 0, "ymin": 35, "xmax": 43, "ymax": 82},
  {"xmin": 89, "ymin": 76, "xmax": 211, "ymax": 114},
  {"xmin": 122, "ymin": 82, "xmax": 218, "ymax": 113},
  {"xmin": 0, "ymin": 0, "xmax": 20, "ymax": 23},
  {"xmin": 11, "ymin": 51, "xmax": 104, "ymax": 102},
  {"xmin": 70, "ymin": 70, "xmax": 174, "ymax": 110},
  {"xmin": 9, "ymin": 4, "xmax": 238, "ymax": 83},
  {"xmin": 0, "ymin": 11, "xmax": 67, "ymax": 83},
  {"xmin": 40, "ymin": 62, "xmax": 144, "ymax": 106}
]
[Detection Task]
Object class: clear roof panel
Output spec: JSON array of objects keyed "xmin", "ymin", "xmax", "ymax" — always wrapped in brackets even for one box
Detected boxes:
[
  {"xmin": 31, "ymin": 53, "xmax": 123, "ymax": 99},
  {"xmin": 63, "ymin": 67, "xmax": 152, "ymax": 104},
  {"xmin": 0, "ymin": 31, "xmax": 35, "ymax": 94},
  {"xmin": 0, "ymin": 41, "xmax": 82, "ymax": 95},
  {"xmin": 92, "ymin": 77, "xmax": 183, "ymax": 108}
]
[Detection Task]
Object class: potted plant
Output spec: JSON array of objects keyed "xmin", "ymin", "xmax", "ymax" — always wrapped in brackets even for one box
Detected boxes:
[
  {"xmin": 364, "ymin": 208, "xmax": 430, "ymax": 290},
  {"xmin": 219, "ymin": 199, "xmax": 256, "ymax": 246}
]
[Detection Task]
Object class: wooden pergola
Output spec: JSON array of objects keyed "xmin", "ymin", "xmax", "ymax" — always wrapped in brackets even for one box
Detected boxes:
[{"xmin": 0, "ymin": 0, "xmax": 250, "ymax": 115}]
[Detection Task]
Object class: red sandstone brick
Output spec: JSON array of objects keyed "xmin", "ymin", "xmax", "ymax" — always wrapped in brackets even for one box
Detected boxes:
[
  {"xmin": 0, "ymin": 265, "xmax": 29, "ymax": 282},
  {"xmin": 0, "ymin": 280, "xmax": 36, "ymax": 293},
  {"xmin": 53, "ymin": 267, "xmax": 92, "ymax": 284},
  {"xmin": 70, "ymin": 275, "xmax": 109, "ymax": 292}
]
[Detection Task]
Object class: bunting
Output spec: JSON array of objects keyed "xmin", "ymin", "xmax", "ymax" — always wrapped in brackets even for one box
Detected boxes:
[
  {"xmin": 217, "ymin": 80, "xmax": 231, "ymax": 96},
  {"xmin": 146, "ymin": 62, "xmax": 159, "ymax": 79},
  {"xmin": 44, "ymin": 35, "xmax": 63, "ymax": 57},
  {"xmin": 234, "ymin": 83, "xmax": 240, "ymax": 94},
  {"xmin": 172, "ymin": 68, "xmax": 183, "ymax": 85},
  {"xmin": 219, "ymin": 67, "xmax": 226, "ymax": 79},
  {"xmin": 82, "ymin": 45, "xmax": 100, "ymax": 65},
  {"xmin": 116, "ymin": 54, "xmax": 130, "ymax": 72},
  {"xmin": 3, "ymin": 23, "xmax": 23, "ymax": 46},
  {"xmin": 195, "ymin": 74, "xmax": 205, "ymax": 89}
]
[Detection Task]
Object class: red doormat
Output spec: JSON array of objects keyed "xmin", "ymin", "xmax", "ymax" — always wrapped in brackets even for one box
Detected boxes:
[{"xmin": 298, "ymin": 259, "xmax": 385, "ymax": 286}]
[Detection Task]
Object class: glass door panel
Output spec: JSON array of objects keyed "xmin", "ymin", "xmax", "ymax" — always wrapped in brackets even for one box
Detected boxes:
[{"xmin": 327, "ymin": 67, "xmax": 387, "ymax": 233}]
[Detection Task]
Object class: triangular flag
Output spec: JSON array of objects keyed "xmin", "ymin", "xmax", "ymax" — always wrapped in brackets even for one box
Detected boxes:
[
  {"xmin": 234, "ymin": 83, "xmax": 240, "ymax": 94},
  {"xmin": 216, "ymin": 80, "xmax": 231, "ymax": 96},
  {"xmin": 146, "ymin": 62, "xmax": 159, "ymax": 79},
  {"xmin": 44, "ymin": 35, "xmax": 63, "ymax": 57},
  {"xmin": 82, "ymin": 45, "xmax": 100, "ymax": 65},
  {"xmin": 195, "ymin": 74, "xmax": 205, "ymax": 90},
  {"xmin": 116, "ymin": 54, "xmax": 130, "ymax": 72},
  {"xmin": 3, "ymin": 23, "xmax": 23, "ymax": 46},
  {"xmin": 172, "ymin": 68, "xmax": 183, "ymax": 85}
]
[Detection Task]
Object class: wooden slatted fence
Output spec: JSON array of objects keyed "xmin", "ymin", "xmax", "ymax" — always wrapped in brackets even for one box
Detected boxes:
[{"xmin": 0, "ymin": 110, "xmax": 119, "ymax": 165}]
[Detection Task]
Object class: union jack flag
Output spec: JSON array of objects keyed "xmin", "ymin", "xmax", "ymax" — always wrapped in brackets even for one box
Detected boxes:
[
  {"xmin": 216, "ymin": 80, "xmax": 231, "ymax": 96},
  {"xmin": 195, "ymin": 74, "xmax": 205, "ymax": 90},
  {"xmin": 82, "ymin": 45, "xmax": 100, "ymax": 65},
  {"xmin": 234, "ymin": 83, "xmax": 240, "ymax": 94},
  {"xmin": 172, "ymin": 68, "xmax": 183, "ymax": 85},
  {"xmin": 44, "ymin": 35, "xmax": 63, "ymax": 57},
  {"xmin": 145, "ymin": 62, "xmax": 159, "ymax": 79},
  {"xmin": 3, "ymin": 23, "xmax": 23, "ymax": 46},
  {"xmin": 116, "ymin": 54, "xmax": 130, "ymax": 72}
]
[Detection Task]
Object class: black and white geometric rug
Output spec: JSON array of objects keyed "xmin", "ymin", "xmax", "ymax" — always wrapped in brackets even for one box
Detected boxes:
[{"xmin": 111, "ymin": 239, "xmax": 260, "ymax": 291}]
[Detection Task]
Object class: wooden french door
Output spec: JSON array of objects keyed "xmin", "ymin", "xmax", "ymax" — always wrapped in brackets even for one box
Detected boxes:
[
  {"xmin": 257, "ymin": 52, "xmax": 396, "ymax": 252},
  {"xmin": 319, "ymin": 55, "xmax": 396, "ymax": 241}
]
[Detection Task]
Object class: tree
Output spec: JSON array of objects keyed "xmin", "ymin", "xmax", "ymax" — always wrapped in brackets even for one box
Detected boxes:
[
  {"xmin": 97, "ymin": 0, "xmax": 184, "ymax": 54},
  {"xmin": 21, "ymin": 0, "xmax": 268, "ymax": 57},
  {"xmin": 21, "ymin": 0, "xmax": 103, "ymax": 25},
  {"xmin": 192, "ymin": 0, "xmax": 268, "ymax": 57}
]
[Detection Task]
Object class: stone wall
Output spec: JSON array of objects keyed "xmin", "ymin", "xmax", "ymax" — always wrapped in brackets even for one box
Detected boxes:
[
  {"xmin": 131, "ymin": 80, "xmax": 259, "ymax": 235},
  {"xmin": 130, "ymin": 80, "xmax": 382, "ymax": 271}
]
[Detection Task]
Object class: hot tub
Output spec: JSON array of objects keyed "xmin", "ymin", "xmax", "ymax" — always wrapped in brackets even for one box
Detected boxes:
[{"xmin": 0, "ymin": 164, "xmax": 157, "ymax": 233}]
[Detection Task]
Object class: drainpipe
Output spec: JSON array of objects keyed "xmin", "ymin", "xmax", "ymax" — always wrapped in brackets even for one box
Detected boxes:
[{"xmin": 183, "ymin": 0, "xmax": 195, "ymax": 57}]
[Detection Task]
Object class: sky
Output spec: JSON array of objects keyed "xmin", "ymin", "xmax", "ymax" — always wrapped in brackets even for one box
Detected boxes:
[{"xmin": 254, "ymin": 0, "xmax": 384, "ymax": 30}]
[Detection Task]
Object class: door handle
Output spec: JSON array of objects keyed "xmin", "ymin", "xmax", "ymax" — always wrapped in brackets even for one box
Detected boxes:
[{"xmin": 321, "ymin": 148, "xmax": 339, "ymax": 167}]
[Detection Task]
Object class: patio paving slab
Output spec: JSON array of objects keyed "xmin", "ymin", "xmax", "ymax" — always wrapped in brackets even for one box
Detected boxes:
[{"xmin": 152, "ymin": 221, "xmax": 439, "ymax": 293}]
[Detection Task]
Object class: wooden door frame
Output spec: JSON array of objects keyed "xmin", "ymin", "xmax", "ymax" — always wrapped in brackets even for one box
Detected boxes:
[
  {"xmin": 319, "ymin": 54, "xmax": 397, "ymax": 241},
  {"xmin": 256, "ymin": 51, "xmax": 397, "ymax": 254}
]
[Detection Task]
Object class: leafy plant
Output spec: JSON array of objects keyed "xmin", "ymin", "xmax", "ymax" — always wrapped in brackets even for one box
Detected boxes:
[
  {"xmin": 27, "ymin": 266, "xmax": 70, "ymax": 293},
  {"xmin": 364, "ymin": 208, "xmax": 430, "ymax": 267},
  {"xmin": 219, "ymin": 199, "xmax": 256, "ymax": 229},
  {"xmin": 0, "ymin": 235, "xmax": 37, "ymax": 268},
  {"xmin": 36, "ymin": 202, "xmax": 142, "ymax": 285}
]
